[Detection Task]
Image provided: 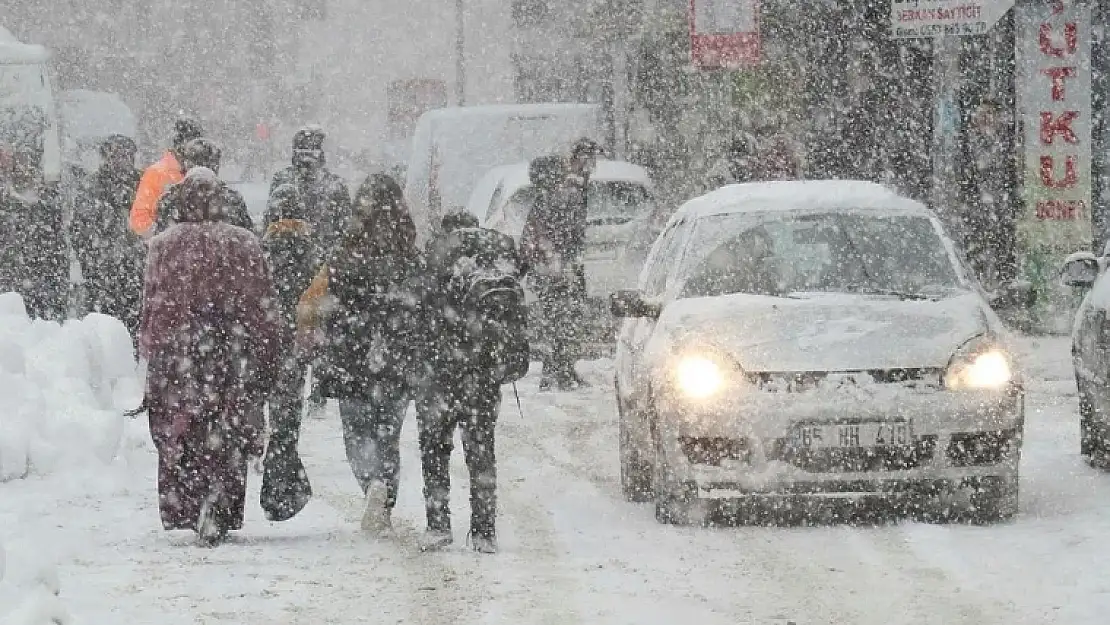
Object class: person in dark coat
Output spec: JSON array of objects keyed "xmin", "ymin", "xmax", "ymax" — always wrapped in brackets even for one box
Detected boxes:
[
  {"xmin": 296, "ymin": 173, "xmax": 422, "ymax": 535},
  {"xmin": 257, "ymin": 183, "xmax": 319, "ymax": 521},
  {"xmin": 139, "ymin": 167, "xmax": 281, "ymax": 546},
  {"xmin": 269, "ymin": 126, "xmax": 353, "ymax": 416},
  {"xmin": 70, "ymin": 134, "xmax": 144, "ymax": 333},
  {"xmin": 520, "ymin": 138, "xmax": 602, "ymax": 391},
  {"xmin": 153, "ymin": 138, "xmax": 254, "ymax": 235},
  {"xmin": 416, "ymin": 209, "xmax": 528, "ymax": 554},
  {"xmin": 0, "ymin": 111, "xmax": 67, "ymax": 320},
  {"xmin": 267, "ymin": 126, "xmax": 352, "ymax": 254}
]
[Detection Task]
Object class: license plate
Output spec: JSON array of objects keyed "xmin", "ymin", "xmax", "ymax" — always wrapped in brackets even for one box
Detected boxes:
[{"xmin": 791, "ymin": 421, "xmax": 914, "ymax": 450}]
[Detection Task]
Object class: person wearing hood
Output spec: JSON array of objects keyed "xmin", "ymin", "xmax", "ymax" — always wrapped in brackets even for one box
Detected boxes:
[
  {"xmin": 257, "ymin": 183, "xmax": 319, "ymax": 521},
  {"xmin": 70, "ymin": 134, "xmax": 144, "ymax": 332},
  {"xmin": 415, "ymin": 209, "xmax": 529, "ymax": 554},
  {"xmin": 0, "ymin": 110, "xmax": 67, "ymax": 320},
  {"xmin": 129, "ymin": 117, "xmax": 203, "ymax": 238},
  {"xmin": 152, "ymin": 138, "xmax": 253, "ymax": 235},
  {"xmin": 296, "ymin": 173, "xmax": 423, "ymax": 536},
  {"xmin": 139, "ymin": 167, "xmax": 281, "ymax": 546}
]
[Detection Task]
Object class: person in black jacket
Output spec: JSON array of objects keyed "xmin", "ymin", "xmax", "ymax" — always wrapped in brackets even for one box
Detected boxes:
[
  {"xmin": 296, "ymin": 173, "xmax": 422, "ymax": 535},
  {"xmin": 70, "ymin": 134, "xmax": 144, "ymax": 333},
  {"xmin": 0, "ymin": 111, "xmax": 67, "ymax": 320},
  {"xmin": 258, "ymin": 183, "xmax": 320, "ymax": 521},
  {"xmin": 520, "ymin": 138, "xmax": 602, "ymax": 391},
  {"xmin": 416, "ymin": 209, "xmax": 528, "ymax": 554},
  {"xmin": 153, "ymin": 138, "xmax": 254, "ymax": 235}
]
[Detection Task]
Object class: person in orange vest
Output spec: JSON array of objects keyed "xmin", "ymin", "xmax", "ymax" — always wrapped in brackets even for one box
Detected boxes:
[{"xmin": 129, "ymin": 117, "xmax": 204, "ymax": 238}]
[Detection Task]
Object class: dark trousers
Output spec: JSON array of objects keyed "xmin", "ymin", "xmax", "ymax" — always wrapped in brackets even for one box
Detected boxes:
[
  {"xmin": 416, "ymin": 377, "xmax": 501, "ymax": 539},
  {"xmin": 534, "ymin": 265, "xmax": 586, "ymax": 379},
  {"xmin": 338, "ymin": 382, "xmax": 410, "ymax": 507},
  {"xmin": 268, "ymin": 356, "xmax": 306, "ymax": 459}
]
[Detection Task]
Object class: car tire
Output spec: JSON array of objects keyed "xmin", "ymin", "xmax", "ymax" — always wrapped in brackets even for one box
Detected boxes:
[
  {"xmin": 1079, "ymin": 378, "xmax": 1095, "ymax": 457},
  {"xmin": 651, "ymin": 425, "xmax": 710, "ymax": 526},
  {"xmin": 968, "ymin": 475, "xmax": 1019, "ymax": 524},
  {"xmin": 619, "ymin": 408, "xmax": 654, "ymax": 503}
]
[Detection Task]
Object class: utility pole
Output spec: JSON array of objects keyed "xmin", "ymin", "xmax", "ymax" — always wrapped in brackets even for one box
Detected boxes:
[{"xmin": 456, "ymin": 0, "xmax": 466, "ymax": 105}]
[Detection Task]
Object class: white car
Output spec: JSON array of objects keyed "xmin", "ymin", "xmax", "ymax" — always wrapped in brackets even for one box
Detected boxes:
[
  {"xmin": 612, "ymin": 181, "xmax": 1025, "ymax": 525},
  {"xmin": 1059, "ymin": 246, "xmax": 1110, "ymax": 463}
]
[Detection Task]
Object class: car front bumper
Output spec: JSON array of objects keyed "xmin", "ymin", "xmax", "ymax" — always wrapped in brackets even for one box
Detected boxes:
[{"xmin": 653, "ymin": 384, "xmax": 1024, "ymax": 499}]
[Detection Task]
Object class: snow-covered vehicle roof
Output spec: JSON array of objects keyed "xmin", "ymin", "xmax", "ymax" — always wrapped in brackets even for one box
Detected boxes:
[
  {"xmin": 672, "ymin": 180, "xmax": 925, "ymax": 223},
  {"xmin": 468, "ymin": 159, "xmax": 652, "ymax": 222},
  {"xmin": 416, "ymin": 102, "xmax": 600, "ymax": 124},
  {"xmin": 0, "ymin": 38, "xmax": 49, "ymax": 65}
]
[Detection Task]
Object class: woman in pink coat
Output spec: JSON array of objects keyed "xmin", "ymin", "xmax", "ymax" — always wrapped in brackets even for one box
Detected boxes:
[{"xmin": 139, "ymin": 167, "xmax": 281, "ymax": 546}]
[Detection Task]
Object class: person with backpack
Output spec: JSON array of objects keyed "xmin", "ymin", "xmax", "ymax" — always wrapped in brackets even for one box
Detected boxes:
[
  {"xmin": 417, "ymin": 209, "xmax": 530, "ymax": 554},
  {"xmin": 257, "ymin": 183, "xmax": 319, "ymax": 522},
  {"xmin": 296, "ymin": 173, "xmax": 423, "ymax": 535}
]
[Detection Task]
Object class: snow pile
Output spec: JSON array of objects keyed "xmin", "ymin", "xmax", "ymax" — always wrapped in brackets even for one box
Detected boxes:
[{"xmin": 0, "ymin": 293, "xmax": 142, "ymax": 482}]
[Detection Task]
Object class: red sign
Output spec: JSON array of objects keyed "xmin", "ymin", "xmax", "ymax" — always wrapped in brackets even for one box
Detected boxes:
[{"xmin": 689, "ymin": 0, "xmax": 761, "ymax": 70}]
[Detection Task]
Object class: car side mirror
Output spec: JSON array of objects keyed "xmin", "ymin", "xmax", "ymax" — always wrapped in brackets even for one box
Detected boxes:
[
  {"xmin": 1060, "ymin": 252, "xmax": 1101, "ymax": 289},
  {"xmin": 610, "ymin": 289, "xmax": 661, "ymax": 319},
  {"xmin": 989, "ymin": 279, "xmax": 1036, "ymax": 311}
]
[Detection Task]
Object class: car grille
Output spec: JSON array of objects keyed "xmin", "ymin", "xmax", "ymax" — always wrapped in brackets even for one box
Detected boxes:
[
  {"xmin": 680, "ymin": 436, "xmax": 751, "ymax": 466},
  {"xmin": 768, "ymin": 436, "xmax": 938, "ymax": 473},
  {"xmin": 749, "ymin": 369, "xmax": 944, "ymax": 393},
  {"xmin": 946, "ymin": 430, "xmax": 1019, "ymax": 467}
]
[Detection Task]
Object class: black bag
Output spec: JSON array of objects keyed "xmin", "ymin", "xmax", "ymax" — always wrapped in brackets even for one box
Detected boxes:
[{"xmin": 260, "ymin": 442, "xmax": 312, "ymax": 522}]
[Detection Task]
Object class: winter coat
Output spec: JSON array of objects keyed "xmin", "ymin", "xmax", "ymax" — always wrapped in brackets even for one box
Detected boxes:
[
  {"xmin": 0, "ymin": 182, "xmax": 68, "ymax": 320},
  {"xmin": 261, "ymin": 219, "xmax": 320, "ymax": 342},
  {"xmin": 267, "ymin": 165, "xmax": 352, "ymax": 255},
  {"xmin": 520, "ymin": 174, "xmax": 588, "ymax": 272},
  {"xmin": 153, "ymin": 178, "xmax": 254, "ymax": 235},
  {"xmin": 139, "ymin": 210, "xmax": 281, "ymax": 459},
  {"xmin": 422, "ymin": 226, "xmax": 527, "ymax": 380},
  {"xmin": 130, "ymin": 151, "xmax": 183, "ymax": 237},
  {"xmin": 71, "ymin": 165, "xmax": 144, "ymax": 313},
  {"xmin": 296, "ymin": 208, "xmax": 424, "ymax": 397}
]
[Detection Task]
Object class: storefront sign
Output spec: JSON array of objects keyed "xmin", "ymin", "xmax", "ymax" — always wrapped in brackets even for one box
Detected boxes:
[
  {"xmin": 689, "ymin": 0, "xmax": 760, "ymax": 70},
  {"xmin": 1017, "ymin": 2, "xmax": 1092, "ymax": 249},
  {"xmin": 891, "ymin": 0, "xmax": 1014, "ymax": 38}
]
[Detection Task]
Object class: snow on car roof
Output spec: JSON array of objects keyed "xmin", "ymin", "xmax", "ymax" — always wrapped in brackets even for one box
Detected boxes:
[
  {"xmin": 674, "ymin": 180, "xmax": 928, "ymax": 222},
  {"xmin": 418, "ymin": 102, "xmax": 599, "ymax": 124},
  {"xmin": 496, "ymin": 159, "xmax": 651, "ymax": 191}
]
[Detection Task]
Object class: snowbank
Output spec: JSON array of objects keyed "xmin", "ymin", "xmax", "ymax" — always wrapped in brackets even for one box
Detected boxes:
[{"xmin": 0, "ymin": 294, "xmax": 141, "ymax": 482}]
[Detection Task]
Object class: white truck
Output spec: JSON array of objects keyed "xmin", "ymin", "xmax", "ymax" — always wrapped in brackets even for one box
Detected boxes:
[{"xmin": 0, "ymin": 26, "xmax": 61, "ymax": 184}]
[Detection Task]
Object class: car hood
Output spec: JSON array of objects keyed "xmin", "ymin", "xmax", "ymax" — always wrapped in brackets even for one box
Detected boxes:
[{"xmin": 654, "ymin": 291, "xmax": 990, "ymax": 372}]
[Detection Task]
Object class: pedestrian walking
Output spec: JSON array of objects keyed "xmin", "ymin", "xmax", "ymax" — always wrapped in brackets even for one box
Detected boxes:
[
  {"xmin": 521, "ymin": 138, "xmax": 603, "ymax": 391},
  {"xmin": 296, "ymin": 173, "xmax": 423, "ymax": 535},
  {"xmin": 417, "ymin": 209, "xmax": 530, "ymax": 554},
  {"xmin": 138, "ymin": 167, "xmax": 281, "ymax": 546},
  {"xmin": 269, "ymin": 125, "xmax": 353, "ymax": 416},
  {"xmin": 152, "ymin": 138, "xmax": 254, "ymax": 235},
  {"xmin": 258, "ymin": 183, "xmax": 318, "ymax": 521},
  {"xmin": 0, "ymin": 107, "xmax": 67, "ymax": 320},
  {"xmin": 129, "ymin": 117, "xmax": 203, "ymax": 238},
  {"xmin": 70, "ymin": 134, "xmax": 144, "ymax": 334}
]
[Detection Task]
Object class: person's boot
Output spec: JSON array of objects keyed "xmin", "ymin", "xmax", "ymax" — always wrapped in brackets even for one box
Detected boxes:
[
  {"xmin": 361, "ymin": 481, "xmax": 392, "ymax": 535},
  {"xmin": 468, "ymin": 530, "xmax": 497, "ymax": 554},
  {"xmin": 196, "ymin": 495, "xmax": 227, "ymax": 547},
  {"xmin": 306, "ymin": 391, "xmax": 327, "ymax": 419}
]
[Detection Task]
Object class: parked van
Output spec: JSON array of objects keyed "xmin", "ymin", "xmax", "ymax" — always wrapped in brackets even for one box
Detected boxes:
[
  {"xmin": 0, "ymin": 27, "xmax": 61, "ymax": 183},
  {"xmin": 403, "ymin": 103, "xmax": 602, "ymax": 243}
]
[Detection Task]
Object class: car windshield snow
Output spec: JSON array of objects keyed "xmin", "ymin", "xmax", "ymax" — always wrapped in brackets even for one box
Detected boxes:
[
  {"xmin": 680, "ymin": 211, "xmax": 962, "ymax": 300},
  {"xmin": 506, "ymin": 180, "xmax": 651, "ymax": 227}
]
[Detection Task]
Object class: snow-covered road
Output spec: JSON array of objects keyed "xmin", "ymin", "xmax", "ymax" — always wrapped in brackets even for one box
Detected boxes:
[{"xmin": 3, "ymin": 336, "xmax": 1110, "ymax": 624}]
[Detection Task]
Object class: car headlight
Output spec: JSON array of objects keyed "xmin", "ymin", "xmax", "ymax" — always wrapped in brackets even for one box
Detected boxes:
[
  {"xmin": 944, "ymin": 339, "xmax": 1013, "ymax": 390},
  {"xmin": 669, "ymin": 349, "xmax": 743, "ymax": 400}
]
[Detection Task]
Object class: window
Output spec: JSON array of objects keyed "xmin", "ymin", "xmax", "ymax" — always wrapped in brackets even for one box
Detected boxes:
[{"xmin": 642, "ymin": 223, "xmax": 687, "ymax": 296}]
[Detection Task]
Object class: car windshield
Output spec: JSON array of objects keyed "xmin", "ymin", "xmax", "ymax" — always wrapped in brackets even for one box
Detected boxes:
[
  {"xmin": 505, "ymin": 180, "xmax": 651, "ymax": 227},
  {"xmin": 680, "ymin": 211, "xmax": 962, "ymax": 300}
]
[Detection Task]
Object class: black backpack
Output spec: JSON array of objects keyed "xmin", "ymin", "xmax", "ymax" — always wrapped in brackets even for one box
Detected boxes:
[{"xmin": 443, "ymin": 228, "xmax": 530, "ymax": 384}]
